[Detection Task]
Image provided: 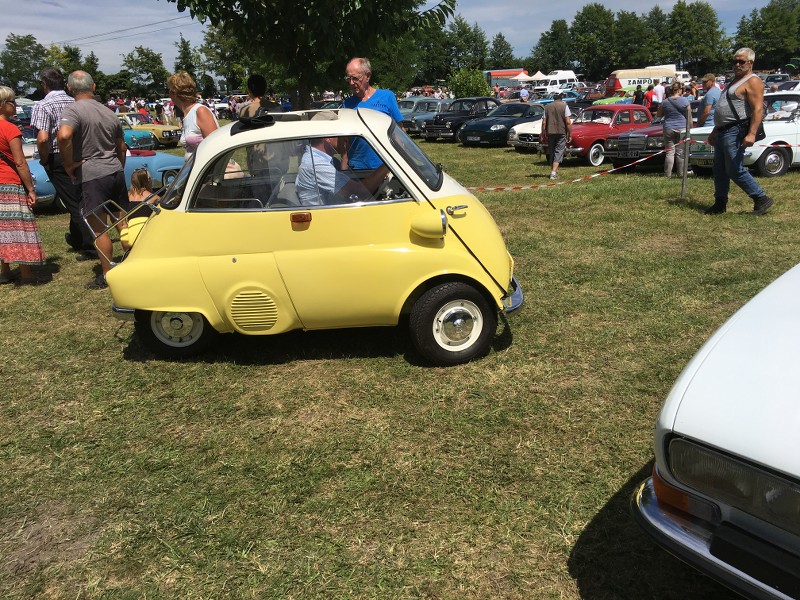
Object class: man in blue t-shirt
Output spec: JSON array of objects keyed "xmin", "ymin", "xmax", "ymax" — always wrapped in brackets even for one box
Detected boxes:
[
  {"xmin": 696, "ymin": 73, "xmax": 721, "ymax": 127},
  {"xmin": 341, "ymin": 57, "xmax": 403, "ymax": 170}
]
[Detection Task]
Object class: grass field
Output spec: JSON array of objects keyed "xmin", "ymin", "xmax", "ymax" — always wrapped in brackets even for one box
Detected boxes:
[{"xmin": 2, "ymin": 139, "xmax": 795, "ymax": 598}]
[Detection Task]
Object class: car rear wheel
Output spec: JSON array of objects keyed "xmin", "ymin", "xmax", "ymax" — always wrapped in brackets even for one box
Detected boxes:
[
  {"xmin": 409, "ymin": 282, "xmax": 497, "ymax": 366},
  {"xmin": 586, "ymin": 142, "xmax": 605, "ymax": 167},
  {"xmin": 455, "ymin": 126, "xmax": 465, "ymax": 144},
  {"xmin": 135, "ymin": 310, "xmax": 218, "ymax": 358},
  {"xmin": 756, "ymin": 147, "xmax": 790, "ymax": 177}
]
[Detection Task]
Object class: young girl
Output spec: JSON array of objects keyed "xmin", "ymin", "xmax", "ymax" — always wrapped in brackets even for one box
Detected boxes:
[
  {"xmin": 128, "ymin": 167, "xmax": 153, "ymax": 204},
  {"xmin": 119, "ymin": 168, "xmax": 154, "ymax": 251}
]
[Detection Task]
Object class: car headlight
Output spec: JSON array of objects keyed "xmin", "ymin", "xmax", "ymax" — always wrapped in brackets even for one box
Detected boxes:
[
  {"xmin": 668, "ymin": 438, "xmax": 800, "ymax": 537},
  {"xmin": 446, "ymin": 122, "xmax": 452, "ymax": 129},
  {"xmin": 646, "ymin": 137, "xmax": 664, "ymax": 149},
  {"xmin": 490, "ymin": 124, "xmax": 507, "ymax": 131},
  {"xmin": 508, "ymin": 130, "xmax": 518, "ymax": 141},
  {"xmin": 606, "ymin": 139, "xmax": 619, "ymax": 150}
]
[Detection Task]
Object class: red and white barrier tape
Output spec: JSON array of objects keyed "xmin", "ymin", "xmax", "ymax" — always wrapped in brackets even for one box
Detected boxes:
[{"xmin": 465, "ymin": 137, "xmax": 793, "ymax": 192}]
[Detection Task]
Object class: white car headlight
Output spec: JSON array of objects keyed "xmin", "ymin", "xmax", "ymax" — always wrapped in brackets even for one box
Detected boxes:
[
  {"xmin": 669, "ymin": 438, "xmax": 800, "ymax": 537},
  {"xmin": 646, "ymin": 137, "xmax": 664, "ymax": 149},
  {"xmin": 606, "ymin": 139, "xmax": 619, "ymax": 150},
  {"xmin": 490, "ymin": 124, "xmax": 507, "ymax": 131}
]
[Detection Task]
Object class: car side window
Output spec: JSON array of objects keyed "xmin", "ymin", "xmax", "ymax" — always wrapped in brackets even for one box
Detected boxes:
[
  {"xmin": 633, "ymin": 110, "xmax": 650, "ymax": 124},
  {"xmin": 616, "ymin": 111, "xmax": 631, "ymax": 125},
  {"xmin": 189, "ymin": 137, "xmax": 411, "ymax": 211}
]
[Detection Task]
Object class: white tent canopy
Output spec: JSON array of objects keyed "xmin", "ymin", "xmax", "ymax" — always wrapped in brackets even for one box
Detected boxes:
[
  {"xmin": 530, "ymin": 71, "xmax": 546, "ymax": 80},
  {"xmin": 510, "ymin": 72, "xmax": 536, "ymax": 82}
]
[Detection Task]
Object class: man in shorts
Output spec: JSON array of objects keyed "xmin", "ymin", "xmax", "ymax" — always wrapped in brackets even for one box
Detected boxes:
[
  {"xmin": 57, "ymin": 70, "xmax": 129, "ymax": 289},
  {"xmin": 541, "ymin": 92, "xmax": 572, "ymax": 179}
]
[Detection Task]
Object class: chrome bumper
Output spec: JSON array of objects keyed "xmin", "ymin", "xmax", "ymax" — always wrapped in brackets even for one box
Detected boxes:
[
  {"xmin": 504, "ymin": 276, "xmax": 524, "ymax": 314},
  {"xmin": 112, "ymin": 305, "xmax": 135, "ymax": 321},
  {"xmin": 632, "ymin": 477, "xmax": 797, "ymax": 600}
]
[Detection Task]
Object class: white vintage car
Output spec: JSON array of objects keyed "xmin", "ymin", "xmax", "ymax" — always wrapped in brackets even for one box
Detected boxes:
[
  {"xmin": 633, "ymin": 263, "xmax": 800, "ymax": 600},
  {"xmin": 506, "ymin": 119, "xmax": 543, "ymax": 152},
  {"xmin": 689, "ymin": 91, "xmax": 800, "ymax": 177}
]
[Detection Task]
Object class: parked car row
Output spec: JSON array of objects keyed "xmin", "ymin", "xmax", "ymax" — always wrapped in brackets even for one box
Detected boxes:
[{"xmin": 412, "ymin": 90, "xmax": 800, "ymax": 180}]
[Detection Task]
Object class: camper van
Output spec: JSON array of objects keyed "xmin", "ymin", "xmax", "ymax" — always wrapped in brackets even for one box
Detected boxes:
[
  {"xmin": 648, "ymin": 64, "xmax": 691, "ymax": 83},
  {"xmin": 603, "ymin": 67, "xmax": 675, "ymax": 97},
  {"xmin": 533, "ymin": 70, "xmax": 580, "ymax": 97}
]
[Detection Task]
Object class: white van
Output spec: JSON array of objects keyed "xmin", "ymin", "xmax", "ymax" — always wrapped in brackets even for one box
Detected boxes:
[
  {"xmin": 533, "ymin": 70, "xmax": 579, "ymax": 97},
  {"xmin": 603, "ymin": 67, "xmax": 675, "ymax": 96}
]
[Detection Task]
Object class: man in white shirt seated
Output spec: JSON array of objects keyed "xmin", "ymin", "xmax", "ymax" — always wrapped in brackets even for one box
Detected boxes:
[{"xmin": 296, "ymin": 135, "xmax": 389, "ymax": 205}]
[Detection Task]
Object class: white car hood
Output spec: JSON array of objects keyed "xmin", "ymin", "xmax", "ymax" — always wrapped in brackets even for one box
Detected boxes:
[{"xmin": 660, "ymin": 262, "xmax": 800, "ymax": 479}]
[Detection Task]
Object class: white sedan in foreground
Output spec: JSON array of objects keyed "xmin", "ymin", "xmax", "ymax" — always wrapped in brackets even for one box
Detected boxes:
[
  {"xmin": 633, "ymin": 263, "xmax": 800, "ymax": 600},
  {"xmin": 689, "ymin": 91, "xmax": 800, "ymax": 177}
]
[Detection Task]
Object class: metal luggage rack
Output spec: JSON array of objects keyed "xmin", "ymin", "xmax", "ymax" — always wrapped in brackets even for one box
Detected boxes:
[{"xmin": 81, "ymin": 196, "xmax": 161, "ymax": 268}]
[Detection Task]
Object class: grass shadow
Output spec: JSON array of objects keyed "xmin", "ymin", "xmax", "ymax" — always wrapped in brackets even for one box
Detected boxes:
[{"xmin": 568, "ymin": 461, "xmax": 738, "ymax": 599}]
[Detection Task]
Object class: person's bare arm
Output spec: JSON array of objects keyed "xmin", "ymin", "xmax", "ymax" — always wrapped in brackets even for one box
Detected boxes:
[
  {"xmin": 36, "ymin": 129, "xmax": 50, "ymax": 165},
  {"xmin": 116, "ymin": 136, "xmax": 126, "ymax": 167},
  {"xmin": 697, "ymin": 102, "xmax": 711, "ymax": 126},
  {"xmin": 742, "ymin": 77, "xmax": 764, "ymax": 147},
  {"xmin": 196, "ymin": 105, "xmax": 218, "ymax": 138}
]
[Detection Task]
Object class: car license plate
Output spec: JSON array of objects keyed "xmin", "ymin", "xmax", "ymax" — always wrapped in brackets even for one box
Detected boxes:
[
  {"xmin": 466, "ymin": 136, "xmax": 480, "ymax": 142},
  {"xmin": 619, "ymin": 151, "xmax": 639, "ymax": 158},
  {"xmin": 694, "ymin": 159, "xmax": 713, "ymax": 166}
]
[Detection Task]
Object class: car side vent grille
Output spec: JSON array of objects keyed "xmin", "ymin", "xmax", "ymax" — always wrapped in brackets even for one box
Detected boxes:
[{"xmin": 230, "ymin": 291, "xmax": 278, "ymax": 331}]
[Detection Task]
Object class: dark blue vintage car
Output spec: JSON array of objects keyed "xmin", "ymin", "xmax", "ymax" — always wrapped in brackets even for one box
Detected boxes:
[{"xmin": 458, "ymin": 103, "xmax": 545, "ymax": 146}]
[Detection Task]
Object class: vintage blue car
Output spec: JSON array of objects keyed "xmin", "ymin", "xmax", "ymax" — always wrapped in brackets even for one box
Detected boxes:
[{"xmin": 30, "ymin": 150, "xmax": 185, "ymax": 210}]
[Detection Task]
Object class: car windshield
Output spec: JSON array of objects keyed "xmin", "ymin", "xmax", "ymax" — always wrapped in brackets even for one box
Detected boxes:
[
  {"xmin": 574, "ymin": 108, "xmax": 614, "ymax": 124},
  {"xmin": 129, "ymin": 113, "xmax": 151, "ymax": 124},
  {"xmin": 158, "ymin": 156, "xmax": 193, "ymax": 210},
  {"xmin": 398, "ymin": 100, "xmax": 415, "ymax": 110},
  {"xmin": 389, "ymin": 123, "xmax": 442, "ymax": 190},
  {"xmin": 486, "ymin": 104, "xmax": 532, "ymax": 118},
  {"xmin": 764, "ymin": 94, "xmax": 800, "ymax": 121}
]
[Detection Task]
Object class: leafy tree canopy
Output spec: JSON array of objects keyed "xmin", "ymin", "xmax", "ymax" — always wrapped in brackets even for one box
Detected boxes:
[{"xmin": 0, "ymin": 33, "xmax": 46, "ymax": 95}]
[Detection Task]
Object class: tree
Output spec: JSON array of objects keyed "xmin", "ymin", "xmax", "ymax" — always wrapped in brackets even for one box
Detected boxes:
[
  {"xmin": 531, "ymin": 20, "xmax": 572, "ymax": 75},
  {"xmin": 412, "ymin": 22, "xmax": 452, "ymax": 85},
  {"xmin": 570, "ymin": 4, "xmax": 616, "ymax": 81},
  {"xmin": 613, "ymin": 11, "xmax": 650, "ymax": 69},
  {"xmin": 733, "ymin": 11, "xmax": 760, "ymax": 52},
  {"xmin": 488, "ymin": 33, "xmax": 516, "ymax": 69},
  {"xmin": 200, "ymin": 26, "xmax": 257, "ymax": 94},
  {"xmin": 671, "ymin": 1, "xmax": 728, "ymax": 75},
  {"xmin": 122, "ymin": 46, "xmax": 169, "ymax": 97},
  {"xmin": 0, "ymin": 33, "xmax": 46, "ymax": 95},
  {"xmin": 758, "ymin": 0, "xmax": 800, "ymax": 69},
  {"xmin": 44, "ymin": 44, "xmax": 83, "ymax": 77},
  {"xmin": 644, "ymin": 6, "xmax": 672, "ymax": 65},
  {"xmin": 448, "ymin": 68, "xmax": 491, "ymax": 98},
  {"xmin": 174, "ymin": 34, "xmax": 198, "ymax": 79},
  {"xmin": 445, "ymin": 16, "xmax": 488, "ymax": 72},
  {"xmin": 83, "ymin": 51, "xmax": 100, "ymax": 75},
  {"xmin": 166, "ymin": 0, "xmax": 456, "ymax": 108}
]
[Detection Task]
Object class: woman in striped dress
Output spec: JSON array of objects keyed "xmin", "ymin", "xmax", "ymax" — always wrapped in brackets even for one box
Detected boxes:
[{"xmin": 0, "ymin": 86, "xmax": 46, "ymax": 284}]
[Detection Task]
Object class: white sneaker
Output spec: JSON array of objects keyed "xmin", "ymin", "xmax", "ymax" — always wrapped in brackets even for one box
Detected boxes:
[{"xmin": 550, "ymin": 172, "xmax": 558, "ymax": 179}]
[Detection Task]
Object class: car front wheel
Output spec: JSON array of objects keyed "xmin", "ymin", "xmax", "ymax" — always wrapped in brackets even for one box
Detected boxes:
[
  {"xmin": 135, "ymin": 310, "xmax": 218, "ymax": 358},
  {"xmin": 409, "ymin": 282, "xmax": 497, "ymax": 366},
  {"xmin": 161, "ymin": 169, "xmax": 179, "ymax": 188},
  {"xmin": 756, "ymin": 147, "xmax": 790, "ymax": 177},
  {"xmin": 586, "ymin": 142, "xmax": 605, "ymax": 167}
]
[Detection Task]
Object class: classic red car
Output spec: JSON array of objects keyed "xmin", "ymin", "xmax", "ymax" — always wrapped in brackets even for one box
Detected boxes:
[{"xmin": 534, "ymin": 104, "xmax": 654, "ymax": 167}]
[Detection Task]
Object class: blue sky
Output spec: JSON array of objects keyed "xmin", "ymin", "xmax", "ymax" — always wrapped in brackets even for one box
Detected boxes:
[{"xmin": 2, "ymin": 0, "xmax": 766, "ymax": 74}]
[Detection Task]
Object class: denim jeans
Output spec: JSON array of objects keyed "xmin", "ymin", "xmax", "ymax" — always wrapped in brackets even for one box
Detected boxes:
[{"xmin": 712, "ymin": 123, "xmax": 765, "ymax": 202}]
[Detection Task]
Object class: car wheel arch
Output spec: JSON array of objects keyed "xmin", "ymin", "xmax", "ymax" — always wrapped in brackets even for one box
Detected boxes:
[{"xmin": 400, "ymin": 274, "xmax": 498, "ymax": 318}]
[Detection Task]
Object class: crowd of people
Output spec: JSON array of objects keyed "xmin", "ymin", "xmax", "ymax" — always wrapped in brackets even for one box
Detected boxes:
[{"xmin": 0, "ymin": 49, "xmax": 778, "ymax": 289}]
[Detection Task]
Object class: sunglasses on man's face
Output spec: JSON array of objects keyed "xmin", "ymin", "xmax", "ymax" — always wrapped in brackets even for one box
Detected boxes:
[{"xmin": 733, "ymin": 59, "xmax": 750, "ymax": 65}]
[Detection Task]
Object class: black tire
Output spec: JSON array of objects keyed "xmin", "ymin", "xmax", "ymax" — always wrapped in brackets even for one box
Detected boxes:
[
  {"xmin": 585, "ymin": 142, "xmax": 605, "ymax": 167},
  {"xmin": 692, "ymin": 166, "xmax": 712, "ymax": 176},
  {"xmin": 756, "ymin": 147, "xmax": 790, "ymax": 177},
  {"xmin": 455, "ymin": 126, "xmax": 465, "ymax": 144},
  {"xmin": 161, "ymin": 169, "xmax": 179, "ymax": 188},
  {"xmin": 409, "ymin": 282, "xmax": 497, "ymax": 366},
  {"xmin": 135, "ymin": 310, "xmax": 218, "ymax": 358}
]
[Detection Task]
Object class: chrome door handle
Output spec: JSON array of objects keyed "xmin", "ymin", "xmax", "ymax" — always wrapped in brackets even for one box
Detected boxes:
[{"xmin": 446, "ymin": 204, "xmax": 468, "ymax": 216}]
